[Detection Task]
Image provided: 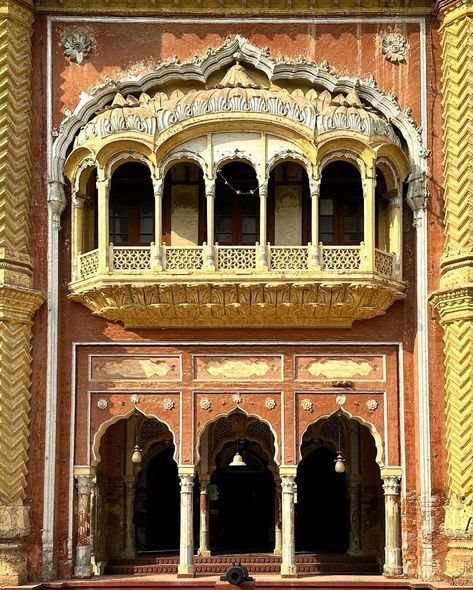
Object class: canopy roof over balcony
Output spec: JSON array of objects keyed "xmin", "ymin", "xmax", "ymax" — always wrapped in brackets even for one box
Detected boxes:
[{"xmin": 75, "ymin": 56, "xmax": 401, "ymax": 148}]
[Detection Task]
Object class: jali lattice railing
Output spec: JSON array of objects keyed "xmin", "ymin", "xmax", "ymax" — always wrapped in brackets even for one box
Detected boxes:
[
  {"xmin": 217, "ymin": 245, "xmax": 257, "ymax": 270},
  {"xmin": 375, "ymin": 249, "xmax": 395, "ymax": 277},
  {"xmin": 270, "ymin": 246, "xmax": 309, "ymax": 270},
  {"xmin": 164, "ymin": 246, "xmax": 204, "ymax": 270},
  {"xmin": 111, "ymin": 246, "xmax": 152, "ymax": 271},
  {"xmin": 321, "ymin": 246, "xmax": 361, "ymax": 271},
  {"xmin": 79, "ymin": 249, "xmax": 99, "ymax": 279}
]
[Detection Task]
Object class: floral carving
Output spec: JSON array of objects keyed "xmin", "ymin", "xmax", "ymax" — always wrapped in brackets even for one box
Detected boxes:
[
  {"xmin": 63, "ymin": 32, "xmax": 93, "ymax": 65},
  {"xmin": 381, "ymin": 33, "xmax": 409, "ymax": 63},
  {"xmin": 232, "ymin": 393, "xmax": 242, "ymax": 404},
  {"xmin": 130, "ymin": 394, "xmax": 140, "ymax": 404},
  {"xmin": 366, "ymin": 399, "xmax": 379, "ymax": 411},
  {"xmin": 265, "ymin": 398, "xmax": 276, "ymax": 410},
  {"xmin": 200, "ymin": 398, "xmax": 212, "ymax": 411},
  {"xmin": 162, "ymin": 398, "xmax": 174, "ymax": 411},
  {"xmin": 301, "ymin": 398, "xmax": 314, "ymax": 412},
  {"xmin": 97, "ymin": 398, "xmax": 108, "ymax": 410}
]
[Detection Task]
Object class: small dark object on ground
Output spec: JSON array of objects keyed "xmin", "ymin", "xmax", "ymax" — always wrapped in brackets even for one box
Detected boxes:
[{"xmin": 220, "ymin": 563, "xmax": 254, "ymax": 584}]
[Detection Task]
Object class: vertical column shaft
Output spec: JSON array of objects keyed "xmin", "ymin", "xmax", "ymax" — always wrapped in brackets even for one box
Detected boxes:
[
  {"xmin": 74, "ymin": 470, "xmax": 94, "ymax": 578},
  {"xmin": 388, "ymin": 194, "xmax": 402, "ymax": 277},
  {"xmin": 309, "ymin": 179, "xmax": 321, "ymax": 269},
  {"xmin": 205, "ymin": 180, "xmax": 215, "ymax": 269},
  {"xmin": 198, "ymin": 477, "xmax": 210, "ymax": 556},
  {"xmin": 153, "ymin": 179, "xmax": 163, "ymax": 269},
  {"xmin": 96, "ymin": 176, "xmax": 110, "ymax": 273},
  {"xmin": 280, "ymin": 471, "xmax": 297, "ymax": 577},
  {"xmin": 362, "ymin": 171, "xmax": 376, "ymax": 271},
  {"xmin": 382, "ymin": 472, "xmax": 402, "ymax": 577},
  {"xmin": 71, "ymin": 195, "xmax": 85, "ymax": 281},
  {"xmin": 124, "ymin": 476, "xmax": 136, "ymax": 558},
  {"xmin": 178, "ymin": 472, "xmax": 195, "ymax": 577}
]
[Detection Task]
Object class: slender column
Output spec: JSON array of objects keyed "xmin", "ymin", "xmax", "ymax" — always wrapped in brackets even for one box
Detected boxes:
[
  {"xmin": 388, "ymin": 193, "xmax": 402, "ymax": 278},
  {"xmin": 123, "ymin": 476, "xmax": 136, "ymax": 558},
  {"xmin": 274, "ymin": 479, "xmax": 282, "ymax": 556},
  {"xmin": 96, "ymin": 175, "xmax": 110, "ymax": 274},
  {"xmin": 74, "ymin": 469, "xmax": 95, "ymax": 578},
  {"xmin": 382, "ymin": 471, "xmax": 402, "ymax": 577},
  {"xmin": 71, "ymin": 193, "xmax": 86, "ymax": 281},
  {"xmin": 348, "ymin": 476, "xmax": 362, "ymax": 554},
  {"xmin": 198, "ymin": 476, "xmax": 210, "ymax": 556},
  {"xmin": 205, "ymin": 179, "xmax": 215, "ymax": 269},
  {"xmin": 258, "ymin": 182, "xmax": 268, "ymax": 269},
  {"xmin": 153, "ymin": 178, "xmax": 163, "ymax": 269},
  {"xmin": 280, "ymin": 469, "xmax": 297, "ymax": 577},
  {"xmin": 362, "ymin": 169, "xmax": 376, "ymax": 271},
  {"xmin": 178, "ymin": 470, "xmax": 195, "ymax": 577},
  {"xmin": 309, "ymin": 178, "xmax": 321, "ymax": 269}
]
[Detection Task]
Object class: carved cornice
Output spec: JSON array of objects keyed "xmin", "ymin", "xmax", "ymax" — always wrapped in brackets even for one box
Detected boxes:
[
  {"xmin": 69, "ymin": 279, "xmax": 405, "ymax": 328},
  {"xmin": 35, "ymin": 0, "xmax": 434, "ymax": 14},
  {"xmin": 430, "ymin": 285, "xmax": 473, "ymax": 324}
]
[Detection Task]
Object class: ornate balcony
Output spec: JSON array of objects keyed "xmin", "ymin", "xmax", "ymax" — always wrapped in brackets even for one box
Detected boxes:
[{"xmin": 69, "ymin": 243, "xmax": 405, "ymax": 328}]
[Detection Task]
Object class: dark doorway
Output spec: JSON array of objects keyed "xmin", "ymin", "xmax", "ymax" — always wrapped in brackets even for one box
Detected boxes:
[
  {"xmin": 135, "ymin": 446, "xmax": 180, "ymax": 553},
  {"xmin": 209, "ymin": 443, "xmax": 275, "ymax": 553},
  {"xmin": 295, "ymin": 445, "xmax": 349, "ymax": 553}
]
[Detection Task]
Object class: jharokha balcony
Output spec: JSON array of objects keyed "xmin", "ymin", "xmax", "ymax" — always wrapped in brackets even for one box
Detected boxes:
[
  {"xmin": 65, "ymin": 58, "xmax": 410, "ymax": 328},
  {"xmin": 70, "ymin": 240, "xmax": 404, "ymax": 328}
]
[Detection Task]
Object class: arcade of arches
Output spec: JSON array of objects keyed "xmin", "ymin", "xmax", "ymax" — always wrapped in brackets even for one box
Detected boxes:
[{"xmin": 87, "ymin": 409, "xmax": 395, "ymax": 577}]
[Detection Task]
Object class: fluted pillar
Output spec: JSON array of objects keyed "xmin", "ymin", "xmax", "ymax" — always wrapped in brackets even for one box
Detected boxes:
[
  {"xmin": 74, "ymin": 468, "xmax": 95, "ymax": 578},
  {"xmin": 381, "ymin": 469, "xmax": 402, "ymax": 577},
  {"xmin": 178, "ymin": 469, "xmax": 195, "ymax": 577},
  {"xmin": 0, "ymin": 0, "xmax": 44, "ymax": 585},
  {"xmin": 431, "ymin": 0, "xmax": 473, "ymax": 581},
  {"xmin": 280, "ymin": 467, "xmax": 297, "ymax": 577}
]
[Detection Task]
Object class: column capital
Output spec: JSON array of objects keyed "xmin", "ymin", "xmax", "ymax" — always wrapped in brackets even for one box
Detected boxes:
[
  {"xmin": 382, "ymin": 475, "xmax": 401, "ymax": 496},
  {"xmin": 179, "ymin": 473, "xmax": 195, "ymax": 493},
  {"xmin": 205, "ymin": 178, "xmax": 216, "ymax": 196}
]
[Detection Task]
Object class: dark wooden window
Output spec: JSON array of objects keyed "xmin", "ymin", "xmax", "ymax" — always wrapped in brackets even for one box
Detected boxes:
[
  {"xmin": 215, "ymin": 162, "xmax": 260, "ymax": 245},
  {"xmin": 109, "ymin": 163, "xmax": 154, "ymax": 246},
  {"xmin": 319, "ymin": 161, "xmax": 364, "ymax": 245}
]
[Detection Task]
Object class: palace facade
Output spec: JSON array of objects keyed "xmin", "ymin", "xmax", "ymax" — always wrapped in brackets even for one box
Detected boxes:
[{"xmin": 0, "ymin": 0, "xmax": 472, "ymax": 587}]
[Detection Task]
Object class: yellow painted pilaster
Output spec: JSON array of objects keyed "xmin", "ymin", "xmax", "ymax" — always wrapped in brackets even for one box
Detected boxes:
[
  {"xmin": 362, "ymin": 169, "xmax": 376, "ymax": 271},
  {"xmin": 0, "ymin": 0, "xmax": 44, "ymax": 585},
  {"xmin": 97, "ymin": 175, "xmax": 110, "ymax": 274},
  {"xmin": 432, "ymin": 0, "xmax": 473, "ymax": 581}
]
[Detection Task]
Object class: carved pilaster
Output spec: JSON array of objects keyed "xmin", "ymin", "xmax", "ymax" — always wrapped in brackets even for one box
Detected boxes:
[
  {"xmin": 381, "ymin": 470, "xmax": 403, "ymax": 577},
  {"xmin": 280, "ymin": 469, "xmax": 297, "ymax": 577},
  {"xmin": 74, "ymin": 468, "xmax": 95, "ymax": 578},
  {"xmin": 433, "ymin": 1, "xmax": 473, "ymax": 580},
  {"xmin": 0, "ymin": 1, "xmax": 44, "ymax": 585},
  {"xmin": 178, "ymin": 470, "xmax": 195, "ymax": 577}
]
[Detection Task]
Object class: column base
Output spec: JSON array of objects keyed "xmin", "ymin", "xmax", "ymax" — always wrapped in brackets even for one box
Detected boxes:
[
  {"xmin": 280, "ymin": 564, "xmax": 297, "ymax": 577},
  {"xmin": 74, "ymin": 545, "xmax": 93, "ymax": 578},
  {"xmin": 383, "ymin": 565, "xmax": 403, "ymax": 577},
  {"xmin": 198, "ymin": 549, "xmax": 211, "ymax": 556},
  {"xmin": 0, "ymin": 542, "xmax": 27, "ymax": 586},
  {"xmin": 177, "ymin": 564, "xmax": 195, "ymax": 577},
  {"xmin": 445, "ymin": 539, "xmax": 473, "ymax": 584}
]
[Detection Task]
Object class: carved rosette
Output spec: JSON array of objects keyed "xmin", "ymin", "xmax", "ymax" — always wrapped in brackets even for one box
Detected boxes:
[
  {"xmin": 381, "ymin": 33, "xmax": 410, "ymax": 63},
  {"xmin": 63, "ymin": 32, "xmax": 93, "ymax": 64}
]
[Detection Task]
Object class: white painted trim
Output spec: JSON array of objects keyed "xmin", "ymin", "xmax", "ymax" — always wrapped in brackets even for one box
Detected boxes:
[
  {"xmin": 42, "ymin": 15, "xmax": 59, "ymax": 581},
  {"xmin": 417, "ymin": 17, "xmax": 433, "ymax": 580},
  {"xmin": 50, "ymin": 16, "xmax": 425, "ymax": 24},
  {"xmin": 398, "ymin": 343, "xmax": 407, "ymax": 499}
]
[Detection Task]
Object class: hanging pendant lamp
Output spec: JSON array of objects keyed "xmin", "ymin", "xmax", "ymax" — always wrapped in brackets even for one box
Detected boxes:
[
  {"xmin": 334, "ymin": 415, "xmax": 346, "ymax": 473},
  {"xmin": 229, "ymin": 439, "xmax": 246, "ymax": 467}
]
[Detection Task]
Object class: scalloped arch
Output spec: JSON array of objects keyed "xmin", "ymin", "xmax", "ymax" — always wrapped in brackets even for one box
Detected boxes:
[
  {"xmin": 52, "ymin": 35, "xmax": 428, "ymax": 208},
  {"xmin": 299, "ymin": 408, "xmax": 385, "ymax": 467},
  {"xmin": 195, "ymin": 406, "xmax": 280, "ymax": 466},
  {"xmin": 91, "ymin": 407, "xmax": 178, "ymax": 467}
]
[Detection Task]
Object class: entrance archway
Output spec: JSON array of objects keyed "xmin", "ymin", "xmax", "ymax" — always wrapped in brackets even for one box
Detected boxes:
[
  {"xmin": 210, "ymin": 441, "xmax": 275, "ymax": 553},
  {"xmin": 296, "ymin": 444, "xmax": 349, "ymax": 553},
  {"xmin": 197, "ymin": 409, "xmax": 278, "ymax": 555},
  {"xmin": 296, "ymin": 414, "xmax": 384, "ymax": 563}
]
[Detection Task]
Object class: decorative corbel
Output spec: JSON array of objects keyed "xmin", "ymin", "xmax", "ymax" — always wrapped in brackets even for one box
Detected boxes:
[
  {"xmin": 406, "ymin": 171, "xmax": 428, "ymax": 221},
  {"xmin": 48, "ymin": 180, "xmax": 67, "ymax": 231}
]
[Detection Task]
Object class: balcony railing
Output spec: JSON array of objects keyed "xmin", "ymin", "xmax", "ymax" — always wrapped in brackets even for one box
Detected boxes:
[{"xmin": 76, "ymin": 243, "xmax": 399, "ymax": 281}]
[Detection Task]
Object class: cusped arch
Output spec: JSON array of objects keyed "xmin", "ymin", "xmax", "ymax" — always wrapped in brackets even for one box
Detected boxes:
[
  {"xmin": 160, "ymin": 149, "xmax": 208, "ymax": 179},
  {"xmin": 195, "ymin": 407, "xmax": 280, "ymax": 467},
  {"xmin": 91, "ymin": 407, "xmax": 178, "ymax": 467},
  {"xmin": 299, "ymin": 408, "xmax": 384, "ymax": 468},
  {"xmin": 266, "ymin": 150, "xmax": 315, "ymax": 180}
]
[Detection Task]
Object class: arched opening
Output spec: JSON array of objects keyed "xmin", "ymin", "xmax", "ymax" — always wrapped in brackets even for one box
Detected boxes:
[
  {"xmin": 215, "ymin": 162, "xmax": 260, "ymax": 245},
  {"xmin": 163, "ymin": 162, "xmax": 205, "ymax": 246},
  {"xmin": 94, "ymin": 413, "xmax": 180, "ymax": 564},
  {"xmin": 296, "ymin": 414, "xmax": 383, "ymax": 570},
  {"xmin": 197, "ymin": 409, "xmax": 278, "ymax": 555},
  {"xmin": 269, "ymin": 161, "xmax": 310, "ymax": 245},
  {"xmin": 319, "ymin": 161, "xmax": 363, "ymax": 245},
  {"xmin": 109, "ymin": 162, "xmax": 154, "ymax": 245},
  {"xmin": 83, "ymin": 168, "xmax": 98, "ymax": 252}
]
